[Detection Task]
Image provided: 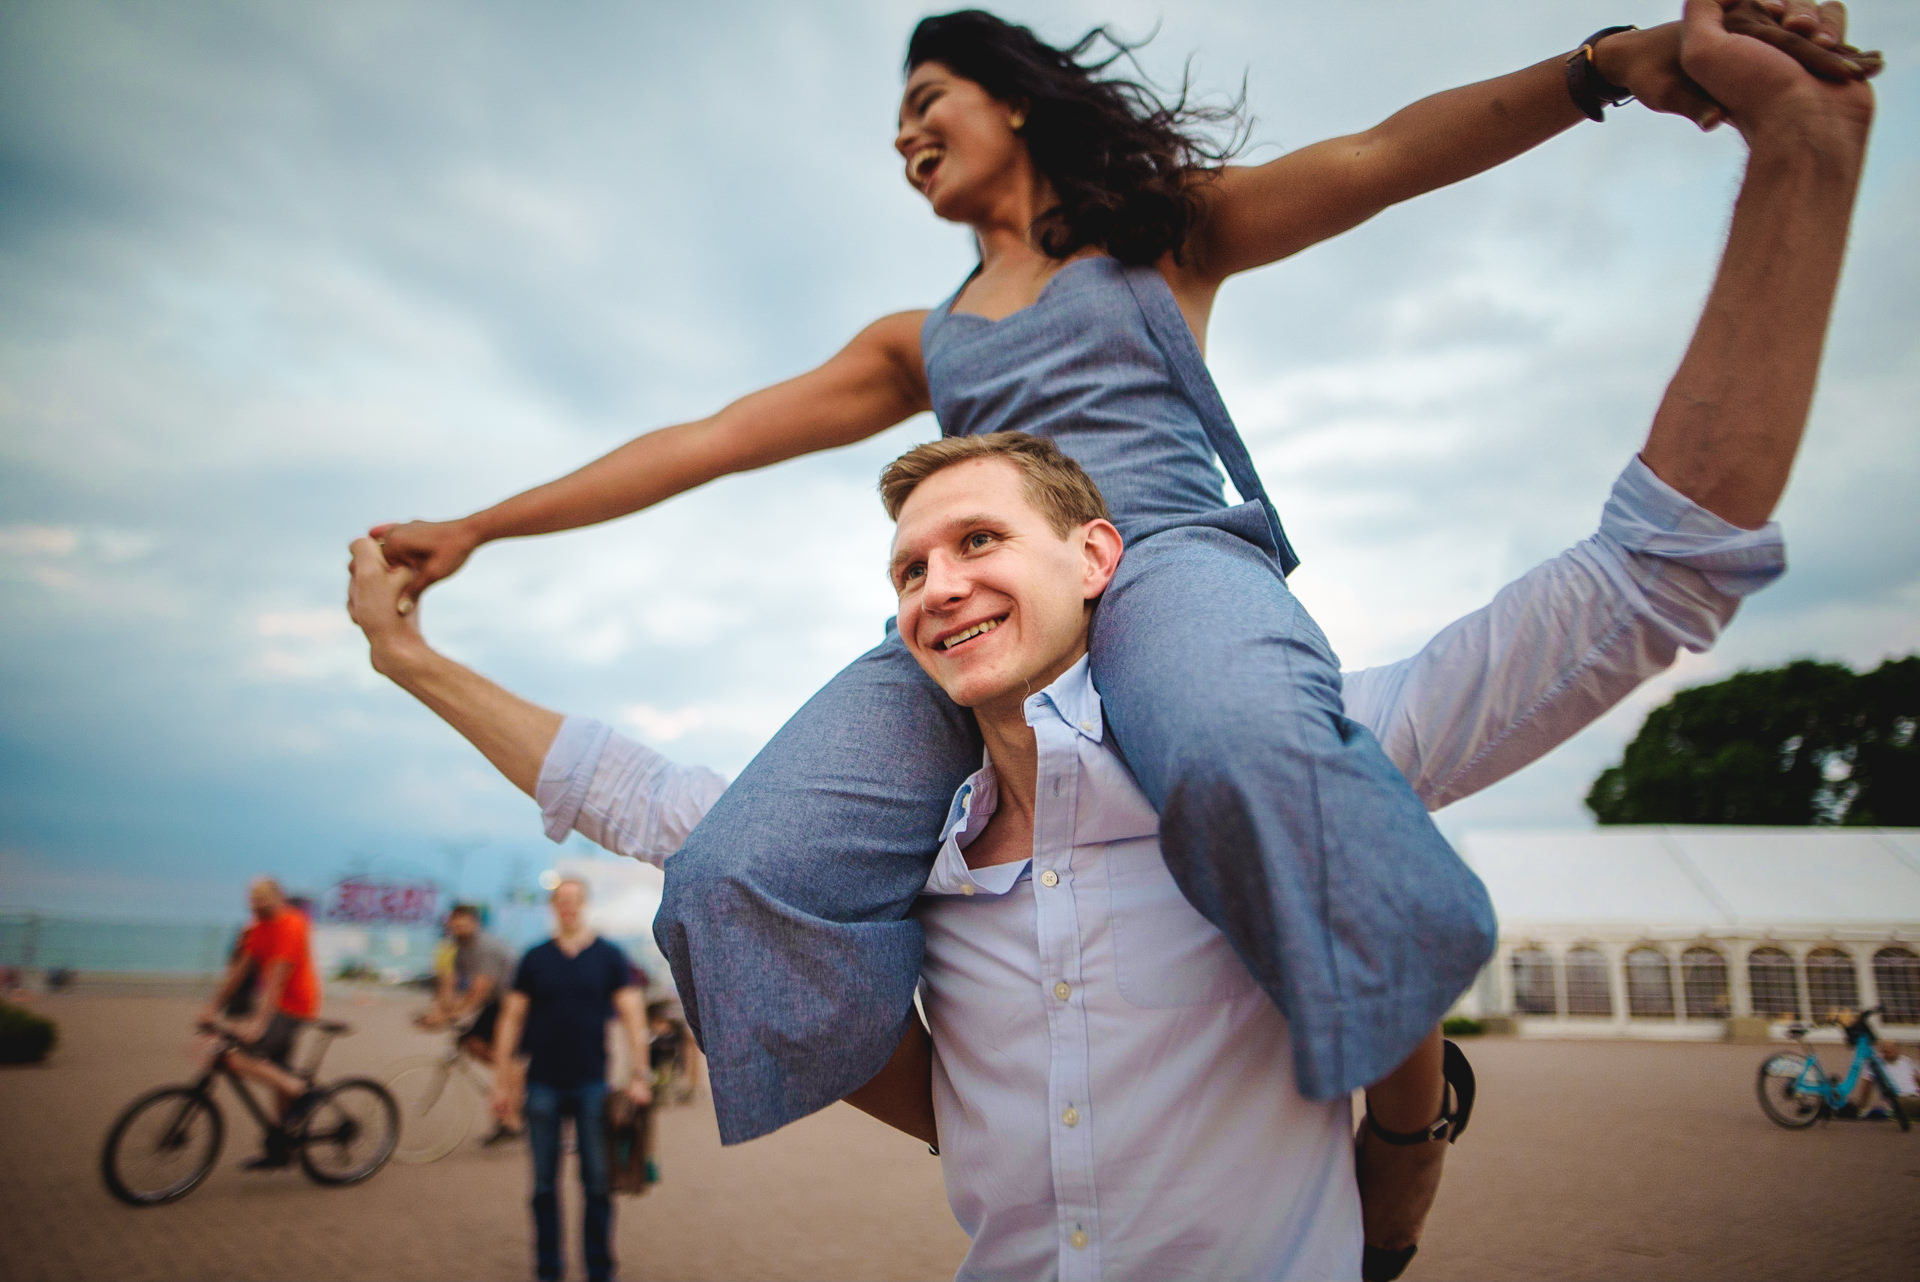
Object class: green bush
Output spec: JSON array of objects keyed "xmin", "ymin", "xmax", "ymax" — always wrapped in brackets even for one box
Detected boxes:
[
  {"xmin": 0, "ymin": 1000, "xmax": 58, "ymax": 1064},
  {"xmin": 1441, "ymin": 1016, "xmax": 1485, "ymax": 1038}
]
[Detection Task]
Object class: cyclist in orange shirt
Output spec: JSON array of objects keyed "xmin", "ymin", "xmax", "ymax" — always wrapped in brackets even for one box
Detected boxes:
[{"xmin": 200, "ymin": 877, "xmax": 323, "ymax": 1168}]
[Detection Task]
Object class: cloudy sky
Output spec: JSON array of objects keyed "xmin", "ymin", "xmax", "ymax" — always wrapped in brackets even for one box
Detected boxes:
[{"xmin": 3, "ymin": 0, "xmax": 1916, "ymax": 924}]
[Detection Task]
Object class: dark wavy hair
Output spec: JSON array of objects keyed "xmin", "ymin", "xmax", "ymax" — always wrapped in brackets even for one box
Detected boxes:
[{"xmin": 906, "ymin": 10, "xmax": 1249, "ymax": 266}]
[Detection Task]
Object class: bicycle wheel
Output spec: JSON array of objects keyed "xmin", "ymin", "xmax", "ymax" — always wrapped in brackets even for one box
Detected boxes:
[
  {"xmin": 1756, "ymin": 1054, "xmax": 1825, "ymax": 1129},
  {"xmin": 1867, "ymin": 1061, "xmax": 1913, "ymax": 1133},
  {"xmin": 101, "ymin": 1086, "xmax": 224, "ymax": 1205},
  {"xmin": 385, "ymin": 1054, "xmax": 475, "ymax": 1163},
  {"xmin": 298, "ymin": 1078, "xmax": 399, "ymax": 1185}
]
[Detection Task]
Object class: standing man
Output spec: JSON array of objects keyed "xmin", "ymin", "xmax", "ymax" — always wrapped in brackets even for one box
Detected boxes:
[
  {"xmin": 199, "ymin": 877, "xmax": 321, "ymax": 1168},
  {"xmin": 492, "ymin": 877, "xmax": 652, "ymax": 1282},
  {"xmin": 419, "ymin": 902, "xmax": 524, "ymax": 1141}
]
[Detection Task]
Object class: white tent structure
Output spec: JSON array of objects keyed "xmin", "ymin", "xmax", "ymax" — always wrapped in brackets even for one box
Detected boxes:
[{"xmin": 1457, "ymin": 827, "xmax": 1920, "ymax": 1039}]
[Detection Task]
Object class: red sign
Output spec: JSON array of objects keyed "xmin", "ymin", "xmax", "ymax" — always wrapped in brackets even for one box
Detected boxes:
[{"xmin": 324, "ymin": 877, "xmax": 441, "ymax": 925}]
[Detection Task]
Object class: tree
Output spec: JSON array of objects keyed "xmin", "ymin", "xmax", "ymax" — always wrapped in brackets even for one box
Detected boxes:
[{"xmin": 1585, "ymin": 655, "xmax": 1920, "ymax": 826}]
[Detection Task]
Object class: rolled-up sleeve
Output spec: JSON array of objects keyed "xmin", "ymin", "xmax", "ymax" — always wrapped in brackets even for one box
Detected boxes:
[
  {"xmin": 536, "ymin": 715, "xmax": 730, "ymax": 867},
  {"xmin": 1342, "ymin": 456, "xmax": 1785, "ymax": 811}
]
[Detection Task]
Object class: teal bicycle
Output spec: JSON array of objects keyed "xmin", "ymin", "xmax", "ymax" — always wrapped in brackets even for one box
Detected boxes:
[{"xmin": 1757, "ymin": 1006, "xmax": 1910, "ymax": 1132}]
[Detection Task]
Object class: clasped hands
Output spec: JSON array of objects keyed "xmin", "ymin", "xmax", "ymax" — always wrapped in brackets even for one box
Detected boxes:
[{"xmin": 1596, "ymin": 1, "xmax": 1877, "ymax": 135}]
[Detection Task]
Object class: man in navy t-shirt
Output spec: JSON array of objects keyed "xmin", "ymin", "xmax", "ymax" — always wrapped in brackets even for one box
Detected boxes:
[{"xmin": 492, "ymin": 877, "xmax": 651, "ymax": 1282}]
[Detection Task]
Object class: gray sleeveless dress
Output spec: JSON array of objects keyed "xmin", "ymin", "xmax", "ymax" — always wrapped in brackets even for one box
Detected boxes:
[{"xmin": 657, "ymin": 256, "xmax": 1495, "ymax": 1146}]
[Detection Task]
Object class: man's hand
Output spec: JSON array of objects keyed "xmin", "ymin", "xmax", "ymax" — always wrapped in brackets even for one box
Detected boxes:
[
  {"xmin": 626, "ymin": 1076, "xmax": 653, "ymax": 1109},
  {"xmin": 491, "ymin": 1081, "xmax": 519, "ymax": 1124},
  {"xmin": 347, "ymin": 536, "xmax": 428, "ymax": 675},
  {"xmin": 1681, "ymin": 0, "xmax": 1876, "ymax": 142},
  {"xmin": 1598, "ymin": 2, "xmax": 1878, "ymax": 133},
  {"xmin": 366, "ymin": 518, "xmax": 481, "ymax": 606}
]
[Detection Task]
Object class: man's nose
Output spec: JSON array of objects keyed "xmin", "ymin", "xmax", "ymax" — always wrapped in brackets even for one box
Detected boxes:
[{"xmin": 919, "ymin": 551, "xmax": 970, "ymax": 608}]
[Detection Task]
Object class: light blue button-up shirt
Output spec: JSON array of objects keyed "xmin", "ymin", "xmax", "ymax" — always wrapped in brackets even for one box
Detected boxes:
[
  {"xmin": 920, "ymin": 653, "xmax": 1361, "ymax": 1280},
  {"xmin": 537, "ymin": 457, "xmax": 1785, "ymax": 1279}
]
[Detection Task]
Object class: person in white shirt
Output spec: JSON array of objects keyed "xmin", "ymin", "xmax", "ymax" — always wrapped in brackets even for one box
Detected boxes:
[
  {"xmin": 345, "ymin": 6, "xmax": 1873, "ymax": 1274},
  {"xmin": 1883, "ymin": 1045, "xmax": 1920, "ymax": 1100}
]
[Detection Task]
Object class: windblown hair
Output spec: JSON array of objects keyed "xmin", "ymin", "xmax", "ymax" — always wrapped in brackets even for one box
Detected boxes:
[
  {"xmin": 906, "ymin": 9, "xmax": 1249, "ymax": 266},
  {"xmin": 879, "ymin": 432, "xmax": 1111, "ymax": 537}
]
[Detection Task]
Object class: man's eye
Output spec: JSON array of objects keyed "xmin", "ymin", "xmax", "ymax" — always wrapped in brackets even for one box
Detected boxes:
[
  {"xmin": 966, "ymin": 531, "xmax": 994, "ymax": 550},
  {"xmin": 901, "ymin": 564, "xmax": 925, "ymax": 585}
]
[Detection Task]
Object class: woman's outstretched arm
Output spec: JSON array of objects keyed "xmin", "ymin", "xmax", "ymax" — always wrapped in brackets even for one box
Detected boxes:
[
  {"xmin": 374, "ymin": 308, "xmax": 932, "ymax": 601},
  {"xmin": 1185, "ymin": 3, "xmax": 1866, "ymax": 282}
]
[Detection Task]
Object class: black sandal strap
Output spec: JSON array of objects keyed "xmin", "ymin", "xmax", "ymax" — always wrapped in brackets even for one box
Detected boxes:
[
  {"xmin": 1443, "ymin": 1038, "xmax": 1476, "ymax": 1142},
  {"xmin": 1365, "ymin": 1039, "xmax": 1477, "ymax": 1146}
]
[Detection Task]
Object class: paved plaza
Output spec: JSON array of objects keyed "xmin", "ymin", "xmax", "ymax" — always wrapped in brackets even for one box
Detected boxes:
[{"xmin": 1, "ymin": 989, "xmax": 1915, "ymax": 1281}]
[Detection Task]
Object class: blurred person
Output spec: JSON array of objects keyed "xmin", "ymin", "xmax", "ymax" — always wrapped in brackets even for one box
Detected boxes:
[
  {"xmin": 1883, "ymin": 1044, "xmax": 1920, "ymax": 1100},
  {"xmin": 347, "ymin": 4, "xmax": 1875, "ymax": 1270},
  {"xmin": 647, "ymin": 999, "xmax": 694, "ymax": 1102},
  {"xmin": 418, "ymin": 902, "xmax": 524, "ymax": 1140},
  {"xmin": 1845, "ymin": 1036, "xmax": 1917, "ymax": 1116},
  {"xmin": 489, "ymin": 878, "xmax": 651, "ymax": 1282},
  {"xmin": 199, "ymin": 877, "xmax": 322, "ymax": 1169}
]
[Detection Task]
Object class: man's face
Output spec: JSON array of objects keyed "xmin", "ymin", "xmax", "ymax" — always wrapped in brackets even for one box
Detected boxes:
[
  {"xmin": 551, "ymin": 882, "xmax": 586, "ymax": 933},
  {"xmin": 447, "ymin": 912, "xmax": 478, "ymax": 941},
  {"xmin": 890, "ymin": 458, "xmax": 1116, "ymax": 715},
  {"xmin": 248, "ymin": 881, "xmax": 280, "ymax": 922}
]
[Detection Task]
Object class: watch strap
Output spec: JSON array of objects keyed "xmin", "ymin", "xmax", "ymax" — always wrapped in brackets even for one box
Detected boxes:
[{"xmin": 1566, "ymin": 25, "xmax": 1638, "ymax": 121}]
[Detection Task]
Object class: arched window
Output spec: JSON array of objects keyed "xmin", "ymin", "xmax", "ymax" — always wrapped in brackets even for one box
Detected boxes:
[
  {"xmin": 1747, "ymin": 947, "xmax": 1802, "ymax": 1020},
  {"xmin": 1681, "ymin": 945, "xmax": 1730, "ymax": 1019},
  {"xmin": 1564, "ymin": 945, "xmax": 1612, "ymax": 1016},
  {"xmin": 1510, "ymin": 946, "xmax": 1557, "ymax": 1016},
  {"xmin": 1626, "ymin": 946, "xmax": 1676, "ymax": 1017},
  {"xmin": 1805, "ymin": 946, "xmax": 1859, "ymax": 1017},
  {"xmin": 1873, "ymin": 946, "xmax": 1920, "ymax": 1025}
]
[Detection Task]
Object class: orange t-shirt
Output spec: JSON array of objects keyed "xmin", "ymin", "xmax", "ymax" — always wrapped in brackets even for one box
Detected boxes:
[{"xmin": 244, "ymin": 908, "xmax": 320, "ymax": 1019}]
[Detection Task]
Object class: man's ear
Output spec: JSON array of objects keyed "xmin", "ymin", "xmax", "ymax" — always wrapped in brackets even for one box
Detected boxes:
[{"xmin": 1079, "ymin": 519, "xmax": 1124, "ymax": 600}]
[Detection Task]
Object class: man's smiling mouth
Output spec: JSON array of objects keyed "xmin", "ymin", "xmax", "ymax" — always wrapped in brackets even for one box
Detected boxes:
[{"xmin": 938, "ymin": 615, "xmax": 1004, "ymax": 651}]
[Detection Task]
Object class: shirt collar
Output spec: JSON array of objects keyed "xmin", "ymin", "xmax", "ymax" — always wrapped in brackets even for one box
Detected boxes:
[
  {"xmin": 923, "ymin": 657, "xmax": 1107, "ymax": 899},
  {"xmin": 926, "ymin": 758, "xmax": 1020, "ymax": 897},
  {"xmin": 1021, "ymin": 653, "xmax": 1104, "ymax": 744}
]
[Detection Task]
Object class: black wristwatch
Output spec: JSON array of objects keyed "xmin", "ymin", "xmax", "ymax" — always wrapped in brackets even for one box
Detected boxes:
[{"xmin": 1566, "ymin": 25, "xmax": 1637, "ymax": 121}]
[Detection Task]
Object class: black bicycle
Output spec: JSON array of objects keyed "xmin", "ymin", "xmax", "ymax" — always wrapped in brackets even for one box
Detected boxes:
[{"xmin": 101, "ymin": 1020, "xmax": 399, "ymax": 1206}]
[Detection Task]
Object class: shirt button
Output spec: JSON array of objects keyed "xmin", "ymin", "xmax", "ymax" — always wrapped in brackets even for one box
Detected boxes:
[
  {"xmin": 1070, "ymin": 1230, "xmax": 1089, "ymax": 1251},
  {"xmin": 1039, "ymin": 869, "xmax": 1060, "ymax": 888},
  {"xmin": 1080, "ymin": 721, "xmax": 1095, "ymax": 733},
  {"xmin": 1053, "ymin": 981, "xmax": 1070, "ymax": 1002},
  {"xmin": 960, "ymin": 884, "xmax": 975, "ymax": 896},
  {"xmin": 1061, "ymin": 1106, "xmax": 1080, "ymax": 1127}
]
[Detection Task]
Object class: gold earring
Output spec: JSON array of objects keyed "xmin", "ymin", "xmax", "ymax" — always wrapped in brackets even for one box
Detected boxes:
[{"xmin": 1009, "ymin": 110, "xmax": 1026, "ymax": 131}]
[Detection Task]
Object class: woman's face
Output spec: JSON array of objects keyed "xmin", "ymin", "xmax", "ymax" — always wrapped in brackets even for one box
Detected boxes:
[{"xmin": 895, "ymin": 61, "xmax": 1030, "ymax": 223}]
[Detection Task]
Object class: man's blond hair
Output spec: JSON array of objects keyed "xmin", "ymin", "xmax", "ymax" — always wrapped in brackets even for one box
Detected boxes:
[{"xmin": 879, "ymin": 433, "xmax": 1110, "ymax": 536}]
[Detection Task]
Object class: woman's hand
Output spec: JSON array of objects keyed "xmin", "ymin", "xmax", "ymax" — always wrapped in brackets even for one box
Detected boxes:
[{"xmin": 366, "ymin": 517, "xmax": 481, "ymax": 605}]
